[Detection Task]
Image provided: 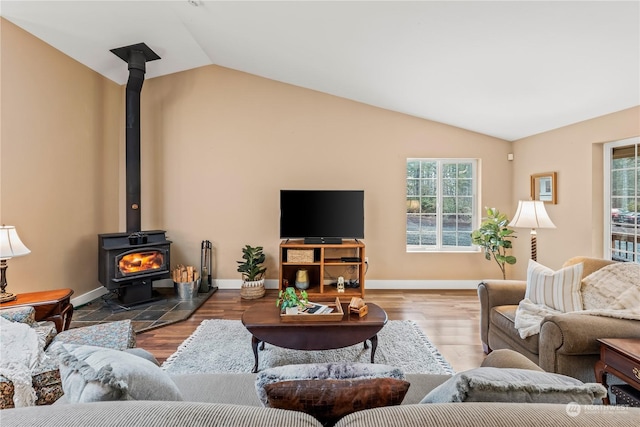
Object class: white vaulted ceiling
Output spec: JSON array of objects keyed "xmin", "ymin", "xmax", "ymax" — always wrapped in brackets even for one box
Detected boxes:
[{"xmin": 1, "ymin": 1, "xmax": 639, "ymax": 141}]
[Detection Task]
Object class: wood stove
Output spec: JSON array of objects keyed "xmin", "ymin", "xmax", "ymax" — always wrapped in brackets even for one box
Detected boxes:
[
  {"xmin": 98, "ymin": 43, "xmax": 167, "ymax": 306},
  {"xmin": 98, "ymin": 231, "xmax": 171, "ymax": 305}
]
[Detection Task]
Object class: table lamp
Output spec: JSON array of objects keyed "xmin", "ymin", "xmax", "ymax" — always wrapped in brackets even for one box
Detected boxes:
[
  {"xmin": 508, "ymin": 201, "xmax": 556, "ymax": 261},
  {"xmin": 0, "ymin": 225, "xmax": 31, "ymax": 303}
]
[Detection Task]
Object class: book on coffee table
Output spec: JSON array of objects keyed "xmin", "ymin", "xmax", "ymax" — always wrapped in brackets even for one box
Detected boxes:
[
  {"xmin": 281, "ymin": 298, "xmax": 344, "ymax": 322},
  {"xmin": 303, "ymin": 302, "xmax": 333, "ymax": 314}
]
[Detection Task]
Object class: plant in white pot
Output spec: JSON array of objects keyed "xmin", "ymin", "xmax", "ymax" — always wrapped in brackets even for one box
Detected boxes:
[
  {"xmin": 237, "ymin": 245, "xmax": 267, "ymax": 299},
  {"xmin": 471, "ymin": 207, "xmax": 517, "ymax": 280}
]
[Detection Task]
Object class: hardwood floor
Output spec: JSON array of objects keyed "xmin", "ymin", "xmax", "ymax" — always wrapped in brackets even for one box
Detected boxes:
[{"xmin": 135, "ymin": 289, "xmax": 486, "ymax": 372}]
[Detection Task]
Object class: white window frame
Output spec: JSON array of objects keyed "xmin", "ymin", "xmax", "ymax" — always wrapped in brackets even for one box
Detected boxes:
[
  {"xmin": 604, "ymin": 137, "xmax": 639, "ymax": 263},
  {"xmin": 406, "ymin": 158, "xmax": 479, "ymax": 253}
]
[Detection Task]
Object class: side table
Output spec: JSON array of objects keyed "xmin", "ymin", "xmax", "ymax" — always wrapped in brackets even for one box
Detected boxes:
[
  {"xmin": 0, "ymin": 288, "xmax": 74, "ymax": 333},
  {"xmin": 594, "ymin": 338, "xmax": 640, "ymax": 405}
]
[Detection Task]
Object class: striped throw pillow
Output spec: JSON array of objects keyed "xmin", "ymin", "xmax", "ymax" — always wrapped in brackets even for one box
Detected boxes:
[{"xmin": 525, "ymin": 260, "xmax": 584, "ymax": 312}]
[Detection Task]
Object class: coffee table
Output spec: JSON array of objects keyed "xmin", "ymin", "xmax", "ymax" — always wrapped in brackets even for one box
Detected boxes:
[{"xmin": 241, "ymin": 301, "xmax": 387, "ymax": 372}]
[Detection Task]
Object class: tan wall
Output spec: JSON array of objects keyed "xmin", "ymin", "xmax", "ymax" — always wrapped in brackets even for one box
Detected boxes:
[
  {"xmin": 510, "ymin": 106, "xmax": 640, "ymax": 278},
  {"xmin": 11, "ymin": 16, "xmax": 637, "ymax": 298},
  {"xmin": 140, "ymin": 65, "xmax": 513, "ymax": 283},
  {"xmin": 0, "ymin": 19, "xmax": 122, "ymax": 296}
]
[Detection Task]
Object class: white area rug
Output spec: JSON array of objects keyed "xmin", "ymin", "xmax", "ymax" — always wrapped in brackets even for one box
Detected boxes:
[{"xmin": 161, "ymin": 319, "xmax": 455, "ymax": 375}]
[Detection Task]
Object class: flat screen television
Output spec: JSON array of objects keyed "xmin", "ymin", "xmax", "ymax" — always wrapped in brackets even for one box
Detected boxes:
[{"xmin": 280, "ymin": 190, "xmax": 364, "ymax": 244}]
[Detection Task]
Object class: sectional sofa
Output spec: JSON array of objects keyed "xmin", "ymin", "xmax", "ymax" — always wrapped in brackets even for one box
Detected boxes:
[{"xmin": 4, "ymin": 349, "xmax": 639, "ymax": 427}]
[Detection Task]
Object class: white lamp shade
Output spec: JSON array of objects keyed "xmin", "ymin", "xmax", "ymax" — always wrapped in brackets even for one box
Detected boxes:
[
  {"xmin": 0, "ymin": 226, "xmax": 31, "ymax": 260},
  {"xmin": 508, "ymin": 200, "xmax": 556, "ymax": 229}
]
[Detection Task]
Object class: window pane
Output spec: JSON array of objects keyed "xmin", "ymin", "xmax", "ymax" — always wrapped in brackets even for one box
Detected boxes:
[
  {"xmin": 421, "ymin": 197, "xmax": 436, "ymax": 213},
  {"xmin": 612, "ymin": 170, "xmax": 635, "ymax": 196},
  {"xmin": 607, "ymin": 140, "xmax": 639, "ymax": 263},
  {"xmin": 612, "ymin": 156, "xmax": 635, "ymax": 169},
  {"xmin": 406, "ymin": 179, "xmax": 418, "ymax": 196},
  {"xmin": 457, "ymin": 232, "xmax": 472, "ymax": 246},
  {"xmin": 442, "ymin": 178, "xmax": 456, "ymax": 195},
  {"xmin": 420, "ymin": 161, "xmax": 437, "ymax": 179},
  {"xmin": 420, "ymin": 179, "xmax": 437, "ymax": 196},
  {"xmin": 406, "ymin": 233, "xmax": 419, "ymax": 245},
  {"xmin": 406, "ymin": 214, "xmax": 420, "ymax": 232},
  {"xmin": 406, "ymin": 158, "xmax": 477, "ymax": 251},
  {"xmin": 407, "ymin": 161, "xmax": 420, "ymax": 179},
  {"xmin": 457, "ymin": 179, "xmax": 473, "ymax": 195},
  {"xmin": 458, "ymin": 214, "xmax": 472, "ymax": 231},
  {"xmin": 406, "ymin": 197, "xmax": 420, "ymax": 213},
  {"xmin": 442, "ymin": 214, "xmax": 457, "ymax": 227},
  {"xmin": 421, "ymin": 214, "xmax": 436, "ymax": 231},
  {"xmin": 442, "ymin": 232, "xmax": 457, "ymax": 246},
  {"xmin": 442, "ymin": 197, "xmax": 456, "ymax": 213},
  {"xmin": 459, "ymin": 197, "xmax": 473, "ymax": 213},
  {"xmin": 420, "ymin": 231, "xmax": 436, "ymax": 246},
  {"xmin": 457, "ymin": 163, "xmax": 472, "ymax": 178},
  {"xmin": 442, "ymin": 163, "xmax": 456, "ymax": 178}
]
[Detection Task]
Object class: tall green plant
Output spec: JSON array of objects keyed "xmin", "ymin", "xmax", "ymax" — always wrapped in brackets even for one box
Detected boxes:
[
  {"xmin": 237, "ymin": 245, "xmax": 267, "ymax": 281},
  {"xmin": 471, "ymin": 207, "xmax": 516, "ymax": 280}
]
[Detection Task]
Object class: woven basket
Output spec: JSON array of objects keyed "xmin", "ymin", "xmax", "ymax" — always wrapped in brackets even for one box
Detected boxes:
[
  {"xmin": 287, "ymin": 249, "xmax": 314, "ymax": 263},
  {"xmin": 240, "ymin": 279, "xmax": 265, "ymax": 300}
]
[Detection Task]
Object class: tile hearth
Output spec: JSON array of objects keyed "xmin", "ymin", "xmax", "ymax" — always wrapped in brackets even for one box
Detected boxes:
[{"xmin": 70, "ymin": 287, "xmax": 216, "ymax": 333}]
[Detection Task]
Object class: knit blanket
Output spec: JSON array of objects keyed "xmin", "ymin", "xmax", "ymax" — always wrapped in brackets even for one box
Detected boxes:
[
  {"xmin": 515, "ymin": 262, "xmax": 640, "ymax": 338},
  {"xmin": 0, "ymin": 317, "xmax": 47, "ymax": 407}
]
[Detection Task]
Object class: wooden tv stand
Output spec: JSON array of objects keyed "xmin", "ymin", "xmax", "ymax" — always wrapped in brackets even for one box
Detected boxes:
[{"xmin": 279, "ymin": 240, "xmax": 365, "ymax": 298}]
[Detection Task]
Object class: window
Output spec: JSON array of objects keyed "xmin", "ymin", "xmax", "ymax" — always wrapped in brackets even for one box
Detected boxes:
[
  {"xmin": 604, "ymin": 138, "xmax": 639, "ymax": 263},
  {"xmin": 406, "ymin": 159, "xmax": 478, "ymax": 252}
]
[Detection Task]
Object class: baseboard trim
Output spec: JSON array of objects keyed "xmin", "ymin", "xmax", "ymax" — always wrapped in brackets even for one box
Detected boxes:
[
  {"xmin": 215, "ymin": 279, "xmax": 478, "ymax": 290},
  {"xmin": 365, "ymin": 280, "xmax": 478, "ymax": 290},
  {"xmin": 71, "ymin": 287, "xmax": 109, "ymax": 307},
  {"xmin": 72, "ymin": 279, "xmax": 479, "ymax": 305}
]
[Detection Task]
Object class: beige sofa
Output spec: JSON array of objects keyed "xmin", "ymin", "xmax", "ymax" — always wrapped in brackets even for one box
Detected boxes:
[
  {"xmin": 478, "ymin": 256, "xmax": 640, "ymax": 383},
  {"xmin": 4, "ymin": 349, "xmax": 639, "ymax": 427}
]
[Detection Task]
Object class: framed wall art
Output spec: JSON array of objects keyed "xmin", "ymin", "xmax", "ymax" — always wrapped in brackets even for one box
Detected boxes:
[{"xmin": 530, "ymin": 172, "xmax": 557, "ymax": 204}]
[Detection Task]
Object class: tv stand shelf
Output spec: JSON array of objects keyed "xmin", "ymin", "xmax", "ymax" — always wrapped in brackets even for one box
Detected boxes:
[{"xmin": 279, "ymin": 240, "xmax": 365, "ymax": 298}]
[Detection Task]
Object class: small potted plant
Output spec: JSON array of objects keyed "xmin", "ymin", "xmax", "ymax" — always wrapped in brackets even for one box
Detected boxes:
[
  {"xmin": 471, "ymin": 207, "xmax": 517, "ymax": 280},
  {"xmin": 276, "ymin": 286, "xmax": 309, "ymax": 314},
  {"xmin": 237, "ymin": 245, "xmax": 267, "ymax": 299}
]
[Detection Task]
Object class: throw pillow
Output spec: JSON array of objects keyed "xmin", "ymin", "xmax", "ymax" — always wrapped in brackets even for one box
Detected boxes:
[
  {"xmin": 525, "ymin": 259, "xmax": 583, "ymax": 312},
  {"xmin": 0, "ymin": 306, "xmax": 37, "ymax": 326},
  {"xmin": 265, "ymin": 378, "xmax": 410, "ymax": 427},
  {"xmin": 124, "ymin": 347, "xmax": 161, "ymax": 366},
  {"xmin": 420, "ymin": 367, "xmax": 606, "ymax": 404},
  {"xmin": 255, "ymin": 362, "xmax": 405, "ymax": 407},
  {"xmin": 51, "ymin": 343, "xmax": 183, "ymax": 403},
  {"xmin": 581, "ymin": 262, "xmax": 640, "ymax": 310}
]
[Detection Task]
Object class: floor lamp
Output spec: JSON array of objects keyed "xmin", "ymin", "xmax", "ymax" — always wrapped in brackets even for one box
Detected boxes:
[
  {"xmin": 508, "ymin": 201, "xmax": 556, "ymax": 261},
  {"xmin": 0, "ymin": 225, "xmax": 31, "ymax": 303}
]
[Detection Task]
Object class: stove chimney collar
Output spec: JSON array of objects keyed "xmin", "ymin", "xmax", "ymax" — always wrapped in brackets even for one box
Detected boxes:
[{"xmin": 110, "ymin": 42, "xmax": 161, "ymax": 71}]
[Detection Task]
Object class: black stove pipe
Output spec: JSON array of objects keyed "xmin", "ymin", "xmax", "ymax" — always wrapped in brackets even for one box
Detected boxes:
[
  {"xmin": 125, "ymin": 50, "xmax": 145, "ymax": 234},
  {"xmin": 110, "ymin": 43, "xmax": 160, "ymax": 234}
]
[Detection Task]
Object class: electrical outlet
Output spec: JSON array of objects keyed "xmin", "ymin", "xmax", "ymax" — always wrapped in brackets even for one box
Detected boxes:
[{"xmin": 364, "ymin": 257, "xmax": 369, "ymax": 263}]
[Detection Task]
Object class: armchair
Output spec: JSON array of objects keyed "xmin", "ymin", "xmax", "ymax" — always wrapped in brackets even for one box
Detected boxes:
[{"xmin": 478, "ymin": 257, "xmax": 640, "ymax": 383}]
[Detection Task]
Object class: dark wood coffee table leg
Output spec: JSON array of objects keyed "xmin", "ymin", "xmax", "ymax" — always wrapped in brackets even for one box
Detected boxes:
[
  {"xmin": 362, "ymin": 336, "xmax": 378, "ymax": 362},
  {"xmin": 369, "ymin": 335, "xmax": 378, "ymax": 363},
  {"xmin": 594, "ymin": 359, "xmax": 610, "ymax": 405},
  {"xmin": 251, "ymin": 335, "xmax": 260, "ymax": 373}
]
